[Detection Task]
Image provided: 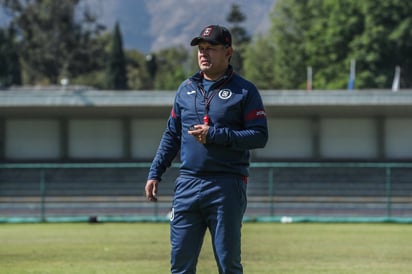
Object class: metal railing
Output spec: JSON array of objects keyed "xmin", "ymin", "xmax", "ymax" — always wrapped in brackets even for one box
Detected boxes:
[{"xmin": 1, "ymin": 162, "xmax": 412, "ymax": 223}]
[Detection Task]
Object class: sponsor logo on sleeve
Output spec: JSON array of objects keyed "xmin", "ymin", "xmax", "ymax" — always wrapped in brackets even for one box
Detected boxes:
[{"xmin": 256, "ymin": 110, "xmax": 266, "ymax": 117}]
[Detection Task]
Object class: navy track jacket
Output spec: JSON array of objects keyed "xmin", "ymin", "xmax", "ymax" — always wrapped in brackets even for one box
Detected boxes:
[{"xmin": 148, "ymin": 66, "xmax": 268, "ymax": 181}]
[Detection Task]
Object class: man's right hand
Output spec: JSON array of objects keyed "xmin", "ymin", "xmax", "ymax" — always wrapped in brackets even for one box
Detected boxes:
[{"xmin": 145, "ymin": 179, "xmax": 159, "ymax": 202}]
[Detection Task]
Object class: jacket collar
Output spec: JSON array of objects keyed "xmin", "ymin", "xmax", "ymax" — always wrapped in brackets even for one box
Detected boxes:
[{"xmin": 190, "ymin": 65, "xmax": 234, "ymax": 89}]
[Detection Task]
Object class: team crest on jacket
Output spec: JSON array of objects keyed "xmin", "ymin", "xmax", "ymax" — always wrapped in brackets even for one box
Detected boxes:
[{"xmin": 218, "ymin": 89, "xmax": 232, "ymax": 100}]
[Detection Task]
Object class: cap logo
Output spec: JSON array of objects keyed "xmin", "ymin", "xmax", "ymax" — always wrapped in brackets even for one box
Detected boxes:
[{"xmin": 202, "ymin": 27, "xmax": 213, "ymax": 37}]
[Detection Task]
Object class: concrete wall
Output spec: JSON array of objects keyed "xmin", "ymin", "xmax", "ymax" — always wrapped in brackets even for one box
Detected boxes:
[
  {"xmin": 3, "ymin": 116, "xmax": 412, "ymax": 162},
  {"xmin": 2, "ymin": 89, "xmax": 412, "ymax": 162}
]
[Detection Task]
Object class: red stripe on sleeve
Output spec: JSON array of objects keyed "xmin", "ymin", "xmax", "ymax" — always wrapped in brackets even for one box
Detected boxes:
[{"xmin": 245, "ymin": 109, "xmax": 266, "ymax": 121}]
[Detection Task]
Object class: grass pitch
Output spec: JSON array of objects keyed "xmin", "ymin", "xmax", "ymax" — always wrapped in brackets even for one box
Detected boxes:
[{"xmin": 1, "ymin": 222, "xmax": 412, "ymax": 273}]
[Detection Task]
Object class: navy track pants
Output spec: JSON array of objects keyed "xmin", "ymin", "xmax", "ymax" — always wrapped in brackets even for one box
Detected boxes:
[{"xmin": 170, "ymin": 175, "xmax": 247, "ymax": 274}]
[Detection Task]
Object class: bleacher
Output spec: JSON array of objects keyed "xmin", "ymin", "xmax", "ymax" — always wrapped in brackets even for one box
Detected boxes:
[{"xmin": 1, "ymin": 163, "xmax": 412, "ymax": 222}]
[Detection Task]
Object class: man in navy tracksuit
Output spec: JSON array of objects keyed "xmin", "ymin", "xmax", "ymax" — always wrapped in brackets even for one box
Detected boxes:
[{"xmin": 145, "ymin": 25, "xmax": 268, "ymax": 273}]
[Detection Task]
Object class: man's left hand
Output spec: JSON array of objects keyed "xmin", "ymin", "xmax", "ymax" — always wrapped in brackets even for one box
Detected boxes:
[{"xmin": 188, "ymin": 124, "xmax": 209, "ymax": 144}]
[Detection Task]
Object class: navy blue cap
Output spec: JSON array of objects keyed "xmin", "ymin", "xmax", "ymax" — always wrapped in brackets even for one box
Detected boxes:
[{"xmin": 190, "ymin": 25, "xmax": 232, "ymax": 47}]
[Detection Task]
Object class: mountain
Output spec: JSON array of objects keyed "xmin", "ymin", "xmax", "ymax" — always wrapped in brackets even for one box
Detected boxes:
[
  {"xmin": 0, "ymin": 0, "xmax": 276, "ymax": 54},
  {"xmin": 86, "ymin": 0, "xmax": 276, "ymax": 53}
]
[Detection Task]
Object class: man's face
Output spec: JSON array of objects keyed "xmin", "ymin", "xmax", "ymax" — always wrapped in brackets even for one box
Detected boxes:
[{"xmin": 197, "ymin": 42, "xmax": 231, "ymax": 78}]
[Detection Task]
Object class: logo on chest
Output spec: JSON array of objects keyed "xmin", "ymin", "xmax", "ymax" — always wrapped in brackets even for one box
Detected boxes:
[{"xmin": 218, "ymin": 89, "xmax": 232, "ymax": 100}]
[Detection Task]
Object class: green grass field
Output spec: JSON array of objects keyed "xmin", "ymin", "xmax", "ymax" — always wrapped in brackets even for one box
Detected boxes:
[{"xmin": 1, "ymin": 222, "xmax": 412, "ymax": 273}]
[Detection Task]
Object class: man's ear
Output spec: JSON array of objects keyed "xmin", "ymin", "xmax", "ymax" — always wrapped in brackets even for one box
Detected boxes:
[{"xmin": 226, "ymin": 47, "xmax": 233, "ymax": 60}]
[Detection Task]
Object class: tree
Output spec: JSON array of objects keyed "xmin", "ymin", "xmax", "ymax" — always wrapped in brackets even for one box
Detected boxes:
[
  {"xmin": 106, "ymin": 22, "xmax": 128, "ymax": 90},
  {"xmin": 68, "ymin": 32, "xmax": 111, "ymax": 89},
  {"xmin": 0, "ymin": 0, "xmax": 104, "ymax": 85},
  {"xmin": 269, "ymin": 0, "xmax": 412, "ymax": 89},
  {"xmin": 153, "ymin": 46, "xmax": 188, "ymax": 90},
  {"xmin": 125, "ymin": 49, "xmax": 151, "ymax": 90},
  {"xmin": 269, "ymin": 0, "xmax": 313, "ymax": 89},
  {"xmin": 226, "ymin": 3, "xmax": 250, "ymax": 75},
  {"xmin": 351, "ymin": 1, "xmax": 412, "ymax": 88},
  {"xmin": 0, "ymin": 26, "xmax": 21, "ymax": 87},
  {"xmin": 243, "ymin": 35, "xmax": 277, "ymax": 89}
]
